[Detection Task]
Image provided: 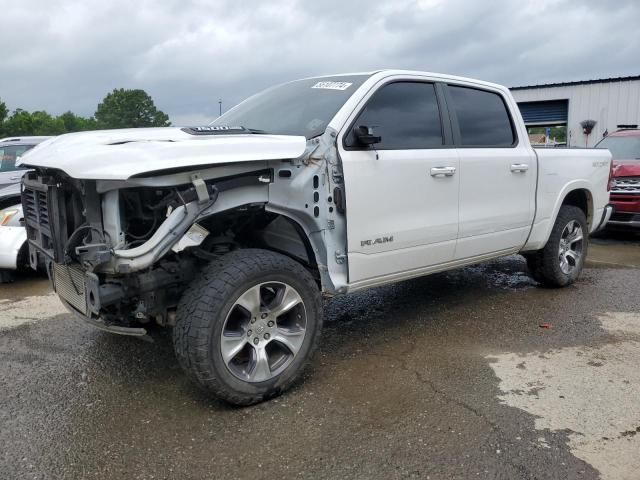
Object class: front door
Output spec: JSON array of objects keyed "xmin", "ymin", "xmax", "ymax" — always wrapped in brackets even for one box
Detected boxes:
[{"xmin": 338, "ymin": 81, "xmax": 460, "ymax": 285}]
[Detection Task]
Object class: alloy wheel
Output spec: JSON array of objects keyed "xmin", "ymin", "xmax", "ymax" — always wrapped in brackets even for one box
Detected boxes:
[
  {"xmin": 558, "ymin": 220, "xmax": 584, "ymax": 275},
  {"xmin": 220, "ymin": 282, "xmax": 307, "ymax": 383}
]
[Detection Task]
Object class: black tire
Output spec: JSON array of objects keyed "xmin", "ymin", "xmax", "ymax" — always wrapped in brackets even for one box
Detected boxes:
[
  {"xmin": 17, "ymin": 243, "xmax": 30, "ymax": 271},
  {"xmin": 526, "ymin": 205, "xmax": 588, "ymax": 288},
  {"xmin": 173, "ymin": 248, "xmax": 323, "ymax": 405}
]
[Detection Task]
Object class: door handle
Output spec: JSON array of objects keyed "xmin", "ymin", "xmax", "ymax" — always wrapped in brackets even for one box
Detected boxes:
[
  {"xmin": 430, "ymin": 166, "xmax": 456, "ymax": 177},
  {"xmin": 510, "ymin": 164, "xmax": 529, "ymax": 173}
]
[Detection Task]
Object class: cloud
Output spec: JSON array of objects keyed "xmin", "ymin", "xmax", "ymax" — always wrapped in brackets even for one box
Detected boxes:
[{"xmin": 1, "ymin": 0, "xmax": 638, "ymax": 124}]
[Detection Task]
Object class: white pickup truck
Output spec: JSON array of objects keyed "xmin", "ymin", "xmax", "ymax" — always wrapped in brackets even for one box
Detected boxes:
[{"xmin": 19, "ymin": 70, "xmax": 612, "ymax": 405}]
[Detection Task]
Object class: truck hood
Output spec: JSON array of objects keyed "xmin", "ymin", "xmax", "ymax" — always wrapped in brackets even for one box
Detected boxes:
[
  {"xmin": 612, "ymin": 159, "xmax": 640, "ymax": 178},
  {"xmin": 17, "ymin": 127, "xmax": 307, "ymax": 180}
]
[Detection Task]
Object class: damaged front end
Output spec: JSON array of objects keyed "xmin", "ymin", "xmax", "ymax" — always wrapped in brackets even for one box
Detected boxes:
[{"xmin": 22, "ymin": 167, "xmax": 270, "ymax": 335}]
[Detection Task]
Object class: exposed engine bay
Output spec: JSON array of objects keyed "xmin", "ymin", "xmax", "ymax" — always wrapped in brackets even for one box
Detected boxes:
[{"xmin": 21, "ymin": 139, "xmax": 343, "ymax": 335}]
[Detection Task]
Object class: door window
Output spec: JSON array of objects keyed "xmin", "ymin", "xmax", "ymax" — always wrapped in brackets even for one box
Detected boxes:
[
  {"xmin": 447, "ymin": 86, "xmax": 515, "ymax": 146},
  {"xmin": 0, "ymin": 145, "xmax": 31, "ymax": 172},
  {"xmin": 345, "ymin": 82, "xmax": 443, "ymax": 149}
]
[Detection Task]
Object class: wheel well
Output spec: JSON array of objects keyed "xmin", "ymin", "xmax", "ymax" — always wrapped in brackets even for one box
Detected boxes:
[
  {"xmin": 197, "ymin": 207, "xmax": 320, "ymax": 282},
  {"xmin": 562, "ymin": 189, "xmax": 593, "ymax": 227}
]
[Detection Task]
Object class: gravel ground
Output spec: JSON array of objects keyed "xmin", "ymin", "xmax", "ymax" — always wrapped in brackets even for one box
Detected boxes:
[{"xmin": 1, "ymin": 232, "xmax": 638, "ymax": 480}]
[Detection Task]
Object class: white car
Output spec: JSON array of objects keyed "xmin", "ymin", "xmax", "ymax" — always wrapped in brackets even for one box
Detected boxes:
[
  {"xmin": 19, "ymin": 70, "xmax": 613, "ymax": 404},
  {"xmin": 0, "ymin": 137, "xmax": 51, "ymax": 282},
  {"xmin": 0, "ymin": 186, "xmax": 26, "ymax": 282}
]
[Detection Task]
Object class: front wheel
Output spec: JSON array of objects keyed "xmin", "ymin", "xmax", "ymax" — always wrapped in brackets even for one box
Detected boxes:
[
  {"xmin": 173, "ymin": 249, "xmax": 322, "ymax": 405},
  {"xmin": 525, "ymin": 205, "xmax": 588, "ymax": 288}
]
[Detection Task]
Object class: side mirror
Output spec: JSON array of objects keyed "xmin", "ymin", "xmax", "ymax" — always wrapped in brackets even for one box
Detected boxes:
[{"xmin": 354, "ymin": 125, "xmax": 381, "ymax": 146}]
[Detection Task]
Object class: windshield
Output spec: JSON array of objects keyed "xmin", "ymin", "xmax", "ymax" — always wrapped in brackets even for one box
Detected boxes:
[
  {"xmin": 595, "ymin": 135, "xmax": 640, "ymax": 160},
  {"xmin": 0, "ymin": 145, "xmax": 34, "ymax": 172},
  {"xmin": 210, "ymin": 75, "xmax": 370, "ymax": 139}
]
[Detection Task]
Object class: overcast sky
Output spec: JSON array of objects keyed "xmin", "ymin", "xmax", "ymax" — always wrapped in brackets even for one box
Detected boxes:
[{"xmin": 2, "ymin": 0, "xmax": 638, "ymax": 125}]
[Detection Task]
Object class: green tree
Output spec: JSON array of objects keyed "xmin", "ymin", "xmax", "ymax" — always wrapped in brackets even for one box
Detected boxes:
[
  {"xmin": 95, "ymin": 88, "xmax": 171, "ymax": 129},
  {"xmin": 59, "ymin": 111, "xmax": 98, "ymax": 132},
  {"xmin": 2, "ymin": 109, "xmax": 67, "ymax": 136},
  {"xmin": 0, "ymin": 98, "xmax": 8, "ymax": 136},
  {"xmin": 0, "ymin": 99, "xmax": 7, "ymax": 124}
]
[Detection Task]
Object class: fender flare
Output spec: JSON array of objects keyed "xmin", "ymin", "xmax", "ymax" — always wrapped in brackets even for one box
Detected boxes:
[{"xmin": 525, "ymin": 180, "xmax": 594, "ymax": 251}]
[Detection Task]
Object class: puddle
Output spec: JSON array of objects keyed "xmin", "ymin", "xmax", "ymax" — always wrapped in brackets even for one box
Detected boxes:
[{"xmin": 453, "ymin": 256, "xmax": 538, "ymax": 290}]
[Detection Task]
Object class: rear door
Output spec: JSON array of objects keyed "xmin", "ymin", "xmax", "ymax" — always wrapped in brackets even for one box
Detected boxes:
[
  {"xmin": 444, "ymin": 84, "xmax": 537, "ymax": 259},
  {"xmin": 338, "ymin": 80, "xmax": 460, "ymax": 285}
]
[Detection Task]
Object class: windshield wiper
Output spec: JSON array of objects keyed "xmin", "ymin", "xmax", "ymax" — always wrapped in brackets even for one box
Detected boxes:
[{"xmin": 243, "ymin": 127, "xmax": 269, "ymax": 134}]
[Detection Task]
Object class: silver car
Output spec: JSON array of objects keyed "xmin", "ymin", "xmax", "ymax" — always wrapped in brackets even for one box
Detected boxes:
[{"xmin": 0, "ymin": 136, "xmax": 52, "ymax": 189}]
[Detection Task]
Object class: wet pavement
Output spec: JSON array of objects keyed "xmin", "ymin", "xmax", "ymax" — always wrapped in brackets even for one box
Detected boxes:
[
  {"xmin": 1, "ymin": 232, "xmax": 639, "ymax": 480},
  {"xmin": 589, "ymin": 229, "xmax": 640, "ymax": 268}
]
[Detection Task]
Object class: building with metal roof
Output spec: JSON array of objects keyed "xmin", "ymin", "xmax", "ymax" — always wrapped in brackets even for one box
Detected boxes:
[{"xmin": 510, "ymin": 75, "xmax": 640, "ymax": 147}]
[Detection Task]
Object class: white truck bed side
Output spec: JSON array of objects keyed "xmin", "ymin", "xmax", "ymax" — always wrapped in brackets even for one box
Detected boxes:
[{"xmin": 524, "ymin": 147, "xmax": 612, "ymax": 251}]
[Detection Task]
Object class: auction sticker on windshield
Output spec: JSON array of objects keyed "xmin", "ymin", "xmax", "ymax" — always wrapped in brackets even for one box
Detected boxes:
[{"xmin": 312, "ymin": 81, "xmax": 352, "ymax": 91}]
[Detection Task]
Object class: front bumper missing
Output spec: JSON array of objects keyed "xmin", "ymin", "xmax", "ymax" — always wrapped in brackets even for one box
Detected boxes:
[
  {"xmin": 50, "ymin": 263, "xmax": 148, "ymax": 337},
  {"xmin": 51, "ymin": 263, "xmax": 88, "ymax": 314},
  {"xmin": 62, "ymin": 298, "xmax": 148, "ymax": 337}
]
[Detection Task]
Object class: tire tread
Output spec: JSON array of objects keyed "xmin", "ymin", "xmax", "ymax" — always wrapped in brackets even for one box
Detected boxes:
[
  {"xmin": 172, "ymin": 249, "xmax": 322, "ymax": 405},
  {"xmin": 526, "ymin": 205, "xmax": 588, "ymax": 288}
]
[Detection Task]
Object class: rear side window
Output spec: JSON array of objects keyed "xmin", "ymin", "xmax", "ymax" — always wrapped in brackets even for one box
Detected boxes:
[
  {"xmin": 448, "ymin": 86, "xmax": 515, "ymax": 146},
  {"xmin": 346, "ymin": 82, "xmax": 443, "ymax": 149}
]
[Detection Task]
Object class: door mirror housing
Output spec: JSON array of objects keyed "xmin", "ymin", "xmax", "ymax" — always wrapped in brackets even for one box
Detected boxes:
[{"xmin": 354, "ymin": 125, "xmax": 381, "ymax": 146}]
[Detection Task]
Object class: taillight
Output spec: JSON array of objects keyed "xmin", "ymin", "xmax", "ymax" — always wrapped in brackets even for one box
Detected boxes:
[{"xmin": 607, "ymin": 159, "xmax": 614, "ymax": 191}]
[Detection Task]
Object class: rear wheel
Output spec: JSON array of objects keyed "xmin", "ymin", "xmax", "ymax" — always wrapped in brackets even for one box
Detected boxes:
[
  {"xmin": 173, "ymin": 249, "xmax": 322, "ymax": 405},
  {"xmin": 525, "ymin": 205, "xmax": 588, "ymax": 288}
]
